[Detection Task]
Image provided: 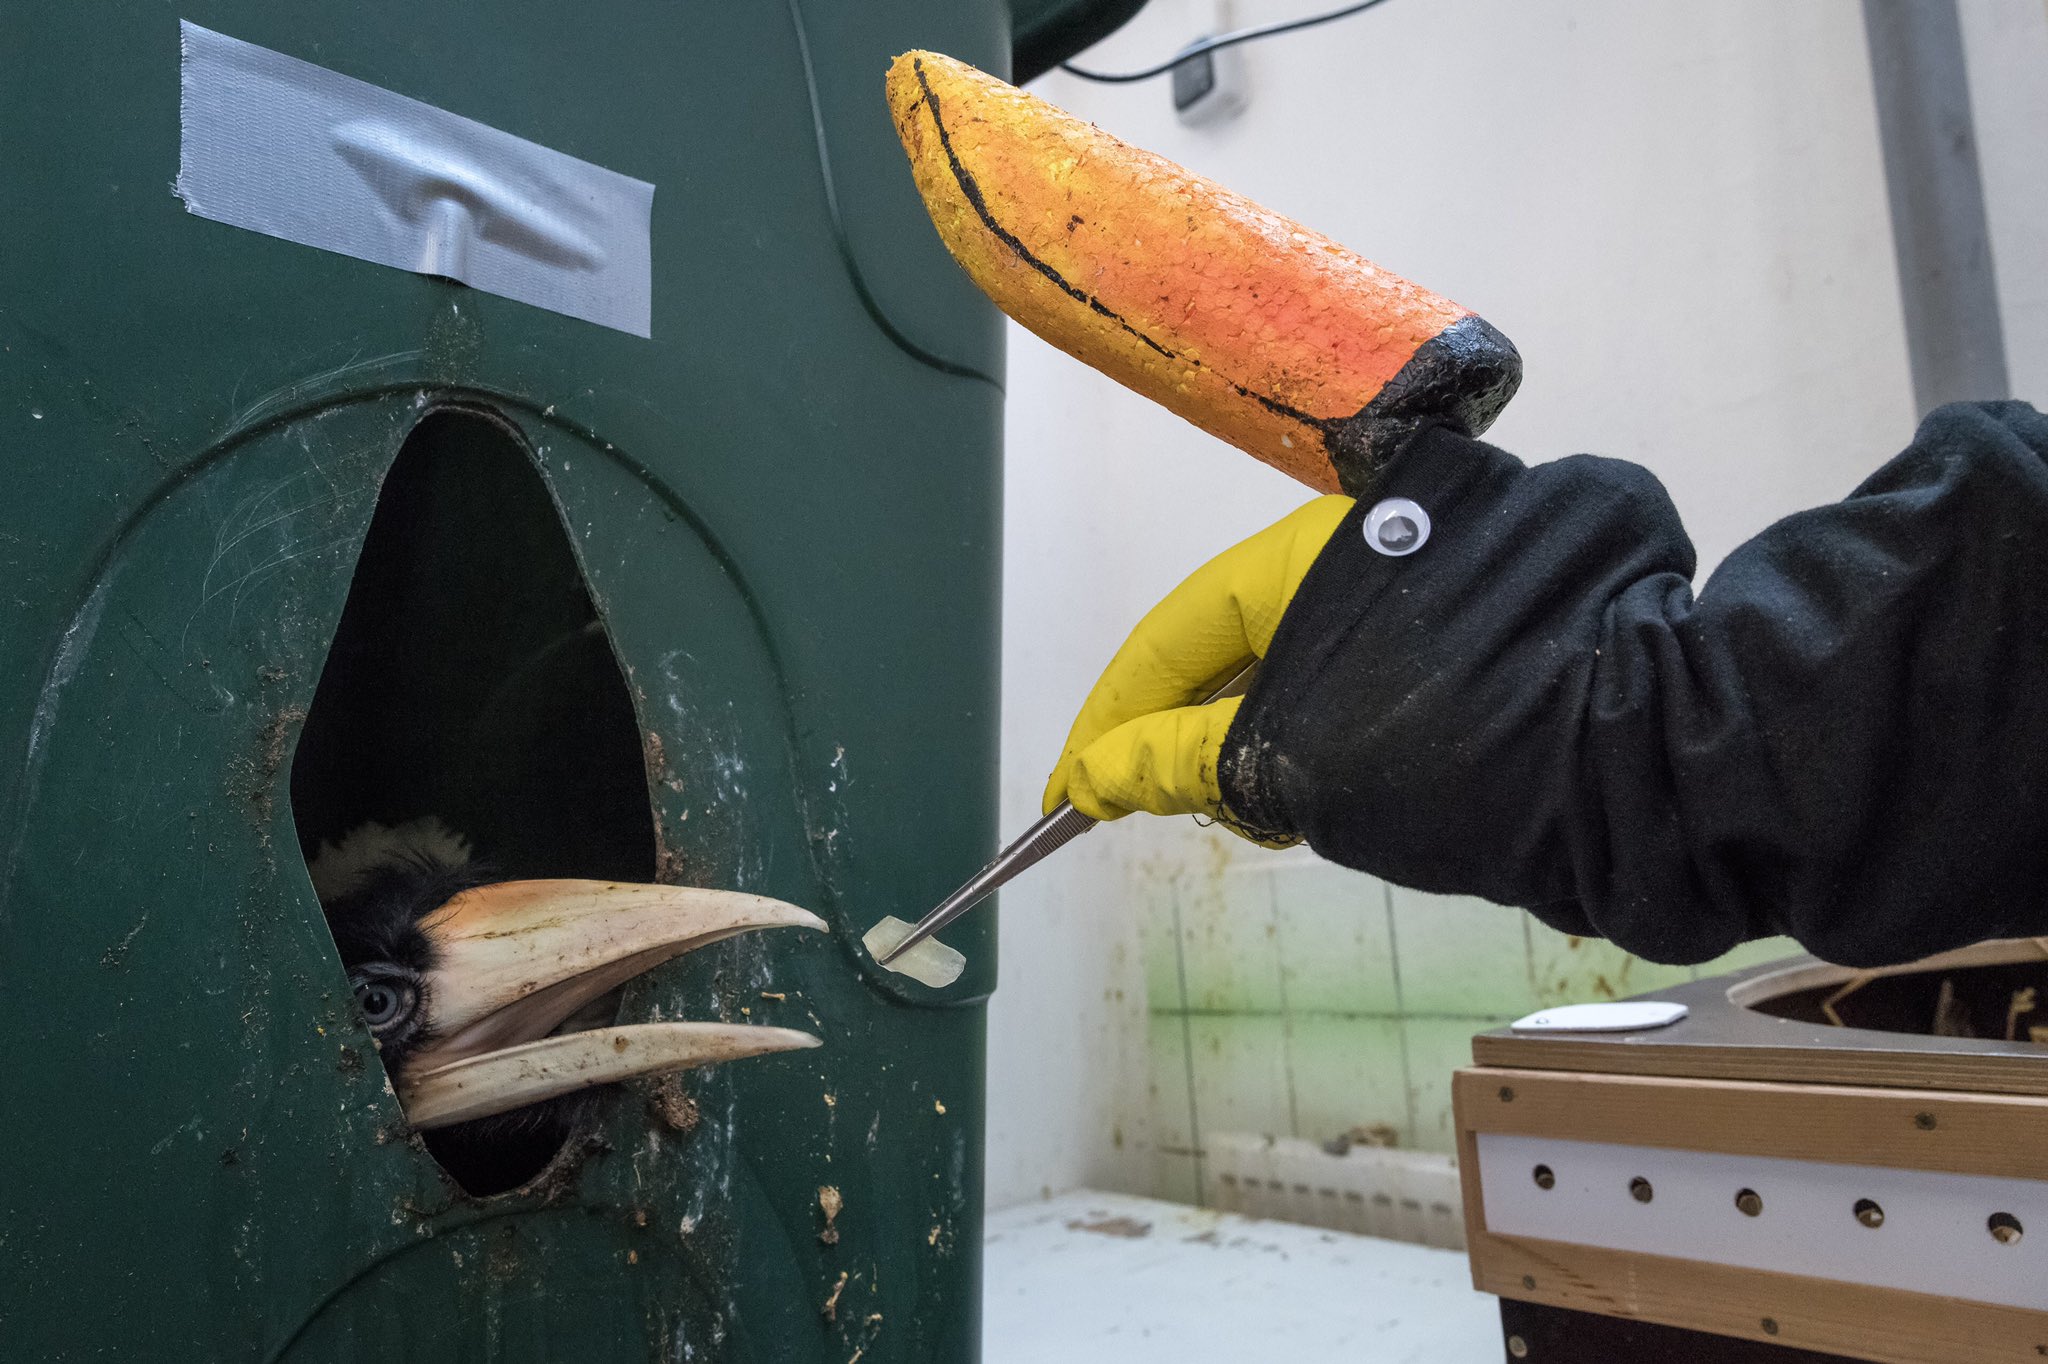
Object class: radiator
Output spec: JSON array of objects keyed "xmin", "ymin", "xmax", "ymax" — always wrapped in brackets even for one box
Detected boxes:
[{"xmin": 1203, "ymin": 1131, "xmax": 1466, "ymax": 1250}]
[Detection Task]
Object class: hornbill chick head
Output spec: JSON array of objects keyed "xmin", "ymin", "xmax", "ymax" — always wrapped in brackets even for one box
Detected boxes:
[{"xmin": 311, "ymin": 819, "xmax": 821, "ymax": 1180}]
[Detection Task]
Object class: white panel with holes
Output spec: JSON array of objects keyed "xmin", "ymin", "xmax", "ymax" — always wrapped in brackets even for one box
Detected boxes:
[{"xmin": 1478, "ymin": 1134, "xmax": 2047, "ymax": 1309}]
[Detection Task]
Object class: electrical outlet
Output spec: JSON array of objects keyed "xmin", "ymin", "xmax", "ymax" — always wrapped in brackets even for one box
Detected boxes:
[{"xmin": 1172, "ymin": 1, "xmax": 1250, "ymax": 127}]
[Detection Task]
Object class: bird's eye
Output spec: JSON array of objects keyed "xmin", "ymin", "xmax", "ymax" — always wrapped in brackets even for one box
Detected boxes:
[{"xmin": 351, "ymin": 971, "xmax": 418, "ymax": 1032}]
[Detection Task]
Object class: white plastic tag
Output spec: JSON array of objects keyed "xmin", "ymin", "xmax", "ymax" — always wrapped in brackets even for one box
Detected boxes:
[{"xmin": 1509, "ymin": 1001, "xmax": 1689, "ymax": 1033}]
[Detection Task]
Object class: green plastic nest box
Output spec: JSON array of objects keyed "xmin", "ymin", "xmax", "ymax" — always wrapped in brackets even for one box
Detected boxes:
[{"xmin": 0, "ymin": 3, "xmax": 1141, "ymax": 1358}]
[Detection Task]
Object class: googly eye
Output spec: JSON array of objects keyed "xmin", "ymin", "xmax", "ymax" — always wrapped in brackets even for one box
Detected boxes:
[{"xmin": 1364, "ymin": 498, "xmax": 1430, "ymax": 557}]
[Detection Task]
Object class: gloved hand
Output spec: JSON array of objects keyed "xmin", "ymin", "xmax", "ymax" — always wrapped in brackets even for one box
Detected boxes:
[{"xmin": 1043, "ymin": 496, "xmax": 1353, "ymax": 835}]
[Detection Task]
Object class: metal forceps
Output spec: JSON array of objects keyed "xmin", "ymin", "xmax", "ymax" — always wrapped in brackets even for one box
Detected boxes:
[{"xmin": 876, "ymin": 659, "xmax": 1260, "ymax": 965}]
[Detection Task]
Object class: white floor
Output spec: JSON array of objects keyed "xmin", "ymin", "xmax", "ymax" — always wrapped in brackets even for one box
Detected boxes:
[{"xmin": 983, "ymin": 1191, "xmax": 1504, "ymax": 1362}]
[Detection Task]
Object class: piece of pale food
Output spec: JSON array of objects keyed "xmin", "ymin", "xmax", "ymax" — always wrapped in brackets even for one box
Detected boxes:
[
  {"xmin": 1509, "ymin": 1001, "xmax": 1688, "ymax": 1033},
  {"xmin": 864, "ymin": 915, "xmax": 967, "ymax": 988}
]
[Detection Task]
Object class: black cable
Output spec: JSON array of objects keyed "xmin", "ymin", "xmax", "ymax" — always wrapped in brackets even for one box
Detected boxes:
[{"xmin": 1059, "ymin": 0, "xmax": 1393, "ymax": 83}]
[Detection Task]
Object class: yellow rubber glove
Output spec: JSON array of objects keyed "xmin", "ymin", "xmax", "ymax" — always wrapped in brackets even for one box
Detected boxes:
[{"xmin": 1044, "ymin": 496, "xmax": 1354, "ymax": 831}]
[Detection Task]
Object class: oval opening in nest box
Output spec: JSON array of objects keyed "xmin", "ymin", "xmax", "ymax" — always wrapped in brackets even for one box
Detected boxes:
[
  {"xmin": 290, "ymin": 406, "xmax": 657, "ymax": 1196},
  {"xmin": 1738, "ymin": 945, "xmax": 2048, "ymax": 1046}
]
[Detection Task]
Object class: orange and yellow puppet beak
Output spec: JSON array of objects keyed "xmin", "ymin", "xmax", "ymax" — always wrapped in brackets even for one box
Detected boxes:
[{"xmin": 887, "ymin": 51, "xmax": 1519, "ymax": 494}]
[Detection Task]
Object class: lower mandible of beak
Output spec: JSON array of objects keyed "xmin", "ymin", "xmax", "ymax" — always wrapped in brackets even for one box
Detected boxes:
[{"xmin": 399, "ymin": 1023, "xmax": 821, "ymax": 1130}]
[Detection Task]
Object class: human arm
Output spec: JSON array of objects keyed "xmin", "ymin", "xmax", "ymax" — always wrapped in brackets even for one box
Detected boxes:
[{"xmin": 1051, "ymin": 401, "xmax": 2048, "ymax": 967}]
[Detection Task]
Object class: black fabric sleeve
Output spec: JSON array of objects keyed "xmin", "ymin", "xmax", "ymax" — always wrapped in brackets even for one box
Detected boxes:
[{"xmin": 1218, "ymin": 401, "xmax": 2048, "ymax": 967}]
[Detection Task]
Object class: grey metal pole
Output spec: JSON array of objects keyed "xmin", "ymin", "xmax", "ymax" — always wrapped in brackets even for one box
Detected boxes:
[{"xmin": 1861, "ymin": 0, "xmax": 2010, "ymax": 415}]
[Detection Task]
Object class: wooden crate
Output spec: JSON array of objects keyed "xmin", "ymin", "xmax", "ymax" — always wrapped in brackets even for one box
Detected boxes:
[{"xmin": 1456, "ymin": 941, "xmax": 2048, "ymax": 1363}]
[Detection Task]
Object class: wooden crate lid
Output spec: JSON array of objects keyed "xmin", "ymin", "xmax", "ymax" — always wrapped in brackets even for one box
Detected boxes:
[{"xmin": 1472, "ymin": 940, "xmax": 2048, "ymax": 1096}]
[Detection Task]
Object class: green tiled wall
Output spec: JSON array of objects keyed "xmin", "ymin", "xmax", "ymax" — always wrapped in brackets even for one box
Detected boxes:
[{"xmin": 1141, "ymin": 852, "xmax": 1797, "ymax": 1202}]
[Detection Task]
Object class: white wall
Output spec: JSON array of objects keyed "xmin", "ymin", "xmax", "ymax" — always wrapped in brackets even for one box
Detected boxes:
[
  {"xmin": 1961, "ymin": 2, "xmax": 2048, "ymax": 391},
  {"xmin": 984, "ymin": 0, "xmax": 2045, "ymax": 1210}
]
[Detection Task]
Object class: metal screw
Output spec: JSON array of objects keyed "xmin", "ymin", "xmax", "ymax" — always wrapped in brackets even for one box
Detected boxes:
[
  {"xmin": 1854, "ymin": 1199, "xmax": 1885, "ymax": 1228},
  {"xmin": 1499, "ymin": 1085, "xmax": 1516, "ymax": 1103},
  {"xmin": 1735, "ymin": 1189, "xmax": 1764, "ymax": 1217},
  {"xmin": 1532, "ymin": 1164, "xmax": 1555, "ymax": 1190},
  {"xmin": 1991, "ymin": 1212, "xmax": 2024, "ymax": 1245},
  {"xmin": 1761, "ymin": 1318, "xmax": 1780, "ymax": 1336},
  {"xmin": 1914, "ymin": 1112, "xmax": 1937, "ymax": 1131},
  {"xmin": 1522, "ymin": 1274, "xmax": 1536, "ymax": 1290},
  {"xmin": 1507, "ymin": 1335, "xmax": 1530, "ymax": 1358},
  {"xmin": 1629, "ymin": 1177, "xmax": 1654, "ymax": 1204}
]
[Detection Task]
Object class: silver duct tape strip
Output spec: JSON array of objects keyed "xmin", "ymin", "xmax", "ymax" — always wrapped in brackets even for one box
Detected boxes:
[{"xmin": 176, "ymin": 21, "xmax": 655, "ymax": 337}]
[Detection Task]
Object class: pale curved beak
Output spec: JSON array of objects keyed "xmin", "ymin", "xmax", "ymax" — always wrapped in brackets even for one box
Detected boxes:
[
  {"xmin": 394, "ymin": 880, "xmax": 824, "ymax": 1129},
  {"xmin": 402, "ymin": 1024, "xmax": 821, "ymax": 1130}
]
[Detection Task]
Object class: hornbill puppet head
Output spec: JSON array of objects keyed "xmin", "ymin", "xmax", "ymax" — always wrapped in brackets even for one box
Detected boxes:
[
  {"xmin": 886, "ymin": 52, "xmax": 1521, "ymax": 498},
  {"xmin": 312, "ymin": 819, "xmax": 822, "ymax": 1192}
]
